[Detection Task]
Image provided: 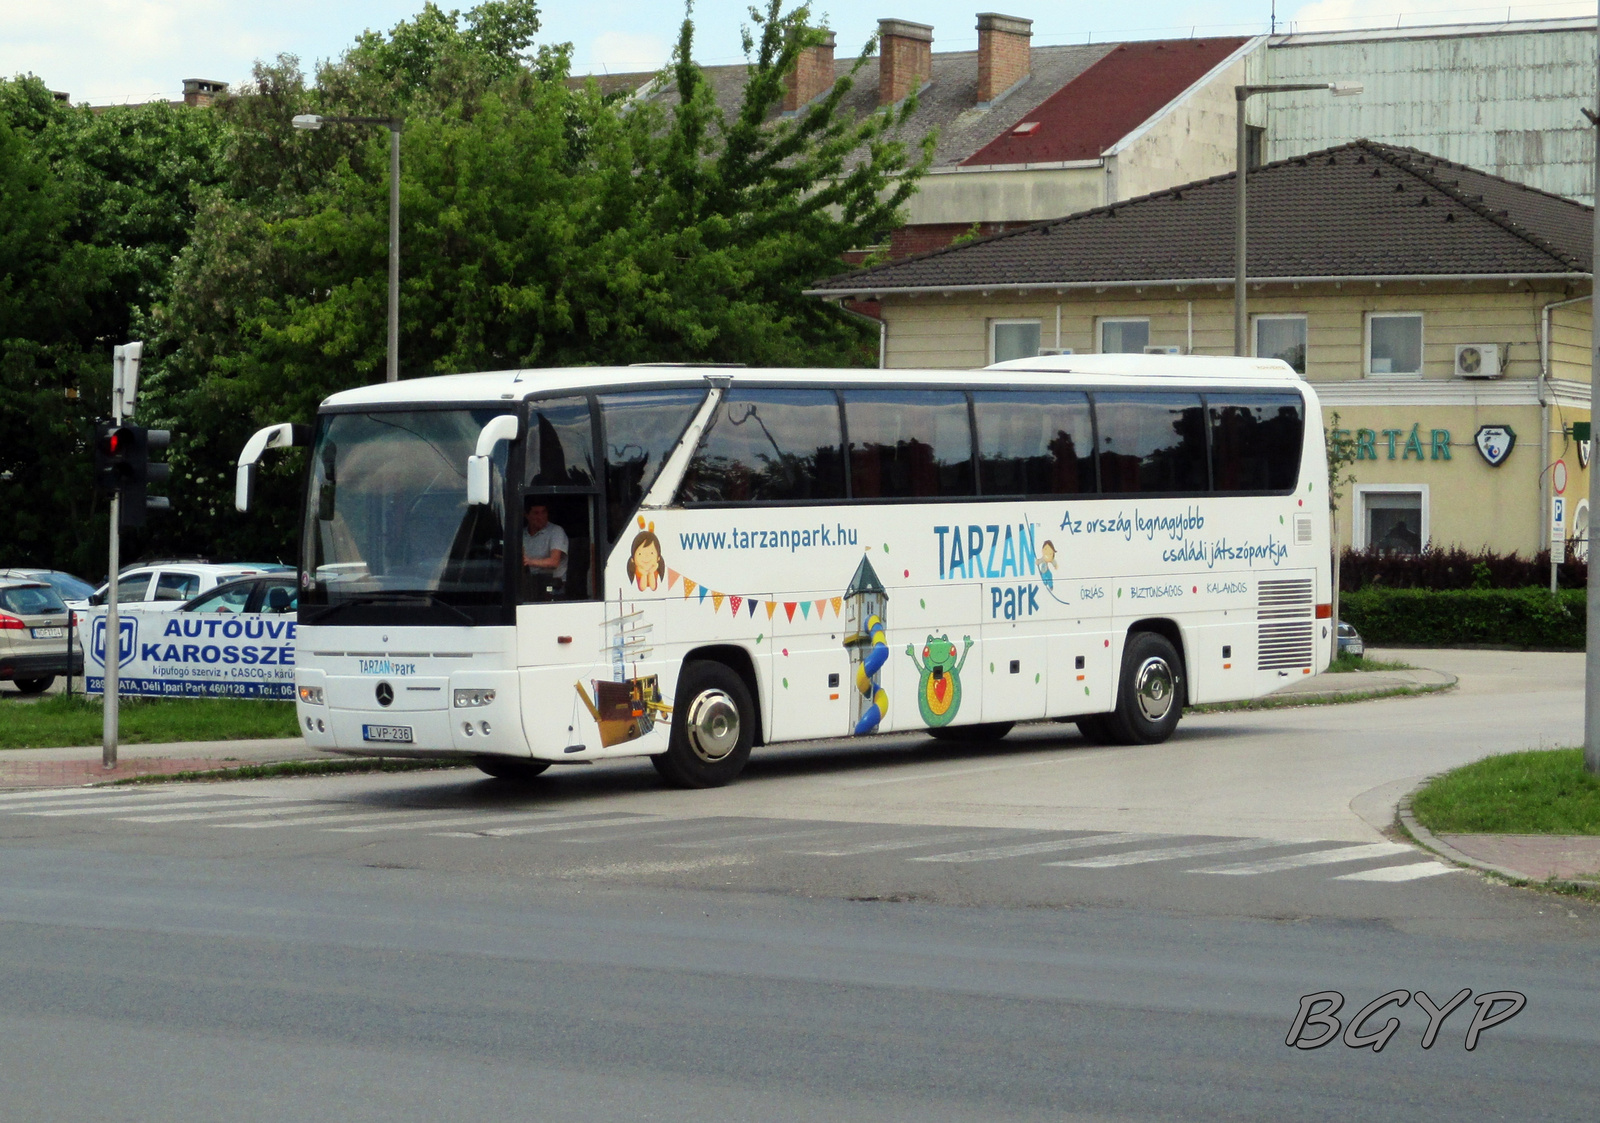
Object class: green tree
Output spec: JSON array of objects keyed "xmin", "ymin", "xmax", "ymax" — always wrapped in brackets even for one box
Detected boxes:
[
  {"xmin": 145, "ymin": 0, "xmax": 929, "ymax": 562},
  {"xmin": 0, "ymin": 75, "xmax": 228, "ymax": 574}
]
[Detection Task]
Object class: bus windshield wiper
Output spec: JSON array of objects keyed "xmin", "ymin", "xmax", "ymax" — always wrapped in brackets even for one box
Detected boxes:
[{"xmin": 304, "ymin": 593, "xmax": 476, "ymax": 626}]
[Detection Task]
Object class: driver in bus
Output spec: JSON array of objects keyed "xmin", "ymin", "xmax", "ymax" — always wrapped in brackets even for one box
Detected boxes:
[{"xmin": 522, "ymin": 502, "xmax": 569, "ymax": 598}]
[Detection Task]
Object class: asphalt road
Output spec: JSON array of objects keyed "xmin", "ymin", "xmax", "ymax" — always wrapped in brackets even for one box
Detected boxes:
[{"xmin": 2, "ymin": 648, "xmax": 1597, "ymax": 1121}]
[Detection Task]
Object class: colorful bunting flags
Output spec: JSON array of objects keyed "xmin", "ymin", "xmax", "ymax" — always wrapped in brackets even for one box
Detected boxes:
[
  {"xmin": 814, "ymin": 598, "xmax": 827, "ymax": 618},
  {"xmin": 729, "ymin": 595, "xmax": 742, "ymax": 615},
  {"xmin": 712, "ymin": 592, "xmax": 725, "ymax": 612},
  {"xmin": 667, "ymin": 569, "xmax": 680, "ymax": 591},
  {"xmin": 747, "ymin": 599, "xmax": 759, "ymax": 618},
  {"xmin": 766, "ymin": 602, "xmax": 777, "ymax": 620},
  {"xmin": 683, "ymin": 579, "xmax": 696, "ymax": 598},
  {"xmin": 784, "ymin": 602, "xmax": 797, "ymax": 622},
  {"xmin": 799, "ymin": 601, "xmax": 811, "ymax": 619},
  {"xmin": 831, "ymin": 596, "xmax": 842, "ymax": 616}
]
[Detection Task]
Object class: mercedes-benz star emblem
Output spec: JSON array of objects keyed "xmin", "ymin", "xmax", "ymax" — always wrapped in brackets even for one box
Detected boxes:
[{"xmin": 375, "ymin": 682, "xmax": 394, "ymax": 707}]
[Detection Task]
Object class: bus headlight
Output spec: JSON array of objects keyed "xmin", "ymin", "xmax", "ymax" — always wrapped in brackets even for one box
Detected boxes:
[
  {"xmin": 454, "ymin": 688, "xmax": 495, "ymax": 708},
  {"xmin": 298, "ymin": 685, "xmax": 325, "ymax": 706}
]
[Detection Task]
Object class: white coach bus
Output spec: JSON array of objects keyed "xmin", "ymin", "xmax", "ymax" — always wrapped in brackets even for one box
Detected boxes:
[{"xmin": 238, "ymin": 355, "xmax": 1331, "ymax": 787}]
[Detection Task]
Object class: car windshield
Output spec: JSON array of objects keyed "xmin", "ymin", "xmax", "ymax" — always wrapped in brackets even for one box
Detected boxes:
[
  {"xmin": 302, "ymin": 409, "xmax": 511, "ymax": 608},
  {"xmin": 0, "ymin": 584, "xmax": 66, "ymax": 616},
  {"xmin": 35, "ymin": 573, "xmax": 94, "ymax": 601},
  {"xmin": 187, "ymin": 582, "xmax": 255, "ymax": 613}
]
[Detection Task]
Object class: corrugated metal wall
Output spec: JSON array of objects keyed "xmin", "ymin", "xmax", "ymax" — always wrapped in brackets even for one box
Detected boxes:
[{"xmin": 1265, "ymin": 23, "xmax": 1597, "ymax": 203}]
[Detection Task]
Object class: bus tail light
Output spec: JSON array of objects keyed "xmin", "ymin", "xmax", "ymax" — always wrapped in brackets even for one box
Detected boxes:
[
  {"xmin": 454, "ymin": 688, "xmax": 495, "ymax": 708},
  {"xmin": 1314, "ymin": 603, "xmax": 1332, "ymax": 619},
  {"xmin": 298, "ymin": 685, "xmax": 325, "ymax": 705}
]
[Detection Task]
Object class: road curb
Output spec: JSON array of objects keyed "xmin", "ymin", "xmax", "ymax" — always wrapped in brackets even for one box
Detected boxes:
[{"xmin": 1396, "ymin": 785, "xmax": 1597, "ymax": 894}]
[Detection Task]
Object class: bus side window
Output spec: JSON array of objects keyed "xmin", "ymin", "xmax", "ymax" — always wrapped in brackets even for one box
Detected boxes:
[
  {"xmin": 1208, "ymin": 393, "xmax": 1304, "ymax": 492},
  {"xmin": 525, "ymin": 397, "xmax": 595, "ymax": 488},
  {"xmin": 973, "ymin": 391, "xmax": 1095, "ymax": 496},
  {"xmin": 1094, "ymin": 393, "xmax": 1208, "ymax": 495},
  {"xmin": 678, "ymin": 390, "xmax": 845, "ymax": 504},
  {"xmin": 843, "ymin": 390, "xmax": 974, "ymax": 499},
  {"xmin": 599, "ymin": 390, "xmax": 706, "ymax": 542}
]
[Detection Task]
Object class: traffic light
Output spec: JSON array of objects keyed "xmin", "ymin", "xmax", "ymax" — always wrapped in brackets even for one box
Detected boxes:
[
  {"xmin": 93, "ymin": 421, "xmax": 136, "ymax": 493},
  {"xmin": 119, "ymin": 425, "xmax": 172, "ymax": 529}
]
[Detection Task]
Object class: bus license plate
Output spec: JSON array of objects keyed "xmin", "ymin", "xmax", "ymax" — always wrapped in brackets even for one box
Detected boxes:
[
  {"xmin": 363, "ymin": 724, "xmax": 414, "ymax": 744},
  {"xmin": 31, "ymin": 627, "xmax": 65, "ymax": 639}
]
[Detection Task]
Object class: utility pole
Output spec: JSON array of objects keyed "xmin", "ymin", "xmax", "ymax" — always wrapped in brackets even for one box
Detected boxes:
[{"xmin": 1587, "ymin": 4, "xmax": 1600, "ymax": 775}]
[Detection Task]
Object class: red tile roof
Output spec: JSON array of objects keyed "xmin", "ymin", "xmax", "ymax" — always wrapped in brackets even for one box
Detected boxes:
[{"xmin": 962, "ymin": 37, "xmax": 1250, "ymax": 166}]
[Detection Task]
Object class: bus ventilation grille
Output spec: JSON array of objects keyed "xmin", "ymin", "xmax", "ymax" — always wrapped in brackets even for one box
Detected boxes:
[
  {"xmin": 1257, "ymin": 578, "xmax": 1314, "ymax": 670},
  {"xmin": 1294, "ymin": 515, "xmax": 1314, "ymax": 546}
]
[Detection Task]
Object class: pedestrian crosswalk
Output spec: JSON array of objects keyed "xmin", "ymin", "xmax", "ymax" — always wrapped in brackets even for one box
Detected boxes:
[{"xmin": 0, "ymin": 785, "xmax": 1463, "ymax": 886}]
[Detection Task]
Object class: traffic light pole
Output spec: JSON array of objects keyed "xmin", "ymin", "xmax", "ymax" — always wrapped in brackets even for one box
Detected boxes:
[{"xmin": 104, "ymin": 489, "xmax": 119, "ymax": 770}]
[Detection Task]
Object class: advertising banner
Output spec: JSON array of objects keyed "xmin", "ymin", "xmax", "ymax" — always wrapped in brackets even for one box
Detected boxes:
[{"xmin": 79, "ymin": 608, "xmax": 296, "ymax": 699}]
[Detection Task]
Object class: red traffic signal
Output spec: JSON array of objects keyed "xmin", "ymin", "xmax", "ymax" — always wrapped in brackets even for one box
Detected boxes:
[{"xmin": 93, "ymin": 421, "xmax": 137, "ymax": 493}]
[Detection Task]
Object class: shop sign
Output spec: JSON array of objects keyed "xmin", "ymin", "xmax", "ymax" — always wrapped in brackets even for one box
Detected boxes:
[
  {"xmin": 1331, "ymin": 424, "xmax": 1453, "ymax": 462},
  {"xmin": 1474, "ymin": 425, "xmax": 1516, "ymax": 467}
]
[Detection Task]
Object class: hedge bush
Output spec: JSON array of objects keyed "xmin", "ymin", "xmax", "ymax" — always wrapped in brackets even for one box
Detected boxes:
[
  {"xmin": 1339, "ymin": 545, "xmax": 1586, "ymax": 591},
  {"xmin": 1339, "ymin": 587, "xmax": 1585, "ymax": 649}
]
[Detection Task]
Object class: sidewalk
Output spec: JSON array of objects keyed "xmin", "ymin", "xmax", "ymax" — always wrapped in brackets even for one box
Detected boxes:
[
  {"xmin": 0, "ymin": 737, "xmax": 336, "ymax": 789},
  {"xmin": 1268, "ymin": 663, "xmax": 1456, "ymax": 702},
  {"xmin": 1400, "ymin": 797, "xmax": 1600, "ymax": 886}
]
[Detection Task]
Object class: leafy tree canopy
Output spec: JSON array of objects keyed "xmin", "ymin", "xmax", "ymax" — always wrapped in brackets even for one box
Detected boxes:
[{"xmin": 141, "ymin": 0, "xmax": 929, "ymax": 563}]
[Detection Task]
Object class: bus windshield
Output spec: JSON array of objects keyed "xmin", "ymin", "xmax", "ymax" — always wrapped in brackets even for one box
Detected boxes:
[{"xmin": 301, "ymin": 409, "xmax": 511, "ymax": 614}]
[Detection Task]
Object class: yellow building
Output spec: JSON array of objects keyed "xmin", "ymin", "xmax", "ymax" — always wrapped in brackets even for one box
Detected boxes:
[{"xmin": 811, "ymin": 141, "xmax": 1593, "ymax": 560}]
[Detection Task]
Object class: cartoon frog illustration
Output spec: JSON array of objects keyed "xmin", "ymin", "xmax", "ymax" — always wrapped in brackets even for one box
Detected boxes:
[{"xmin": 906, "ymin": 633, "xmax": 973, "ymax": 727}]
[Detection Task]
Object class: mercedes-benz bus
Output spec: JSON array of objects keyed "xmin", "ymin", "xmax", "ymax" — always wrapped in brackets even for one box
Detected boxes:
[{"xmin": 237, "ymin": 355, "xmax": 1331, "ymax": 788}]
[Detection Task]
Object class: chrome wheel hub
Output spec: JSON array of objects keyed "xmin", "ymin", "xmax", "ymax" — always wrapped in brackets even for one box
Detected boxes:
[
  {"xmin": 686, "ymin": 689, "xmax": 740, "ymax": 762},
  {"xmin": 1133, "ymin": 657, "xmax": 1176, "ymax": 723}
]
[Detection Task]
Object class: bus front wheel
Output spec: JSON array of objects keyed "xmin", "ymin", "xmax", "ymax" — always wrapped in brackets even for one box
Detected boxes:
[
  {"xmin": 1107, "ymin": 632, "xmax": 1184, "ymax": 745},
  {"xmin": 653, "ymin": 660, "xmax": 754, "ymax": 789}
]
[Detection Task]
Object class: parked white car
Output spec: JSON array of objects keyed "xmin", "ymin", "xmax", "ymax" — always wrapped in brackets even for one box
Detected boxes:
[{"xmin": 80, "ymin": 562, "xmax": 291, "ymax": 613}]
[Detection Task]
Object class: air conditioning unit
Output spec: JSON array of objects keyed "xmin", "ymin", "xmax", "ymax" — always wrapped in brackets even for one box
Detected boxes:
[
  {"xmin": 1143, "ymin": 345, "xmax": 1182, "ymax": 355},
  {"xmin": 1037, "ymin": 347, "xmax": 1074, "ymax": 356},
  {"xmin": 1455, "ymin": 343, "xmax": 1503, "ymax": 379}
]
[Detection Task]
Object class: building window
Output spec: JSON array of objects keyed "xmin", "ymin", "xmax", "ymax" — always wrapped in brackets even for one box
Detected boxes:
[
  {"xmin": 1099, "ymin": 318, "xmax": 1150, "ymax": 354},
  {"xmin": 1253, "ymin": 315, "xmax": 1307, "ymax": 374},
  {"xmin": 1356, "ymin": 485, "xmax": 1428, "ymax": 554},
  {"xmin": 1366, "ymin": 313, "xmax": 1423, "ymax": 376},
  {"xmin": 991, "ymin": 320, "xmax": 1041, "ymax": 365}
]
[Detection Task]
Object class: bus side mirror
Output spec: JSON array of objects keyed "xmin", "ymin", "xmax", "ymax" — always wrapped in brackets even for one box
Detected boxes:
[
  {"xmin": 236, "ymin": 423, "xmax": 311, "ymax": 512},
  {"xmin": 467, "ymin": 414, "xmax": 520, "ymax": 506}
]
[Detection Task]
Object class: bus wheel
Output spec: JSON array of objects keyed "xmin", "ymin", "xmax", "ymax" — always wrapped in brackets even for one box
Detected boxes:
[
  {"xmin": 1107, "ymin": 632, "xmax": 1184, "ymax": 745},
  {"xmin": 927, "ymin": 722, "xmax": 1013, "ymax": 743},
  {"xmin": 653, "ymin": 660, "xmax": 753, "ymax": 789},
  {"xmin": 474, "ymin": 756, "xmax": 551, "ymax": 782}
]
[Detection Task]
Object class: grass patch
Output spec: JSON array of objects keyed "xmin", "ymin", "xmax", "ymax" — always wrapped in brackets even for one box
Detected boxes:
[
  {"xmin": 0, "ymin": 694, "xmax": 301, "ymax": 750},
  {"xmin": 1326, "ymin": 653, "xmax": 1416, "ymax": 674},
  {"xmin": 107, "ymin": 757, "xmax": 465, "ymax": 785},
  {"xmin": 1188, "ymin": 682, "xmax": 1449, "ymax": 714},
  {"xmin": 1411, "ymin": 748, "xmax": 1600, "ymax": 835}
]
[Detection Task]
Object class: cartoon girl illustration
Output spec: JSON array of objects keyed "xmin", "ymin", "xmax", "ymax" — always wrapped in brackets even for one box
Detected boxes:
[
  {"xmin": 627, "ymin": 527, "xmax": 666, "ymax": 591},
  {"xmin": 1038, "ymin": 540, "xmax": 1058, "ymax": 592}
]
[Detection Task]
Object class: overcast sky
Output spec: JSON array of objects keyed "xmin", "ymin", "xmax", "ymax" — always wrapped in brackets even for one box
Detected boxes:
[{"xmin": 1, "ymin": 0, "xmax": 1592, "ymax": 106}]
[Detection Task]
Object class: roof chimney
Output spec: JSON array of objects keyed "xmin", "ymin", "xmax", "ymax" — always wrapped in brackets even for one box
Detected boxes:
[
  {"xmin": 878, "ymin": 19, "xmax": 933, "ymax": 107},
  {"xmin": 976, "ymin": 13, "xmax": 1031, "ymax": 106},
  {"xmin": 784, "ymin": 30, "xmax": 836, "ymax": 113},
  {"xmin": 181, "ymin": 78, "xmax": 227, "ymax": 107}
]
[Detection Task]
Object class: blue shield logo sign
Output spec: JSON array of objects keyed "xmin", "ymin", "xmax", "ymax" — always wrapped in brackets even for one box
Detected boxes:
[
  {"xmin": 90, "ymin": 616, "xmax": 137, "ymax": 669},
  {"xmin": 1475, "ymin": 425, "xmax": 1516, "ymax": 467}
]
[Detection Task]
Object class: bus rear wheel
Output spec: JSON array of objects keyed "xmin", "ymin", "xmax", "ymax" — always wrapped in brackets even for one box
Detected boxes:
[
  {"xmin": 927, "ymin": 722, "xmax": 1013, "ymax": 743},
  {"xmin": 653, "ymin": 660, "xmax": 754, "ymax": 789},
  {"xmin": 1107, "ymin": 632, "xmax": 1184, "ymax": 745},
  {"xmin": 1074, "ymin": 714, "xmax": 1118, "ymax": 744},
  {"xmin": 474, "ymin": 756, "xmax": 551, "ymax": 782}
]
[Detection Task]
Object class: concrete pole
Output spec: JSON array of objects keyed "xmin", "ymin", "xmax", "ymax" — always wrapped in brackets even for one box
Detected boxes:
[
  {"xmin": 1235, "ymin": 87, "xmax": 1249, "ymax": 358},
  {"xmin": 1587, "ymin": 2, "xmax": 1600, "ymax": 775},
  {"xmin": 387, "ymin": 122, "xmax": 401, "ymax": 383}
]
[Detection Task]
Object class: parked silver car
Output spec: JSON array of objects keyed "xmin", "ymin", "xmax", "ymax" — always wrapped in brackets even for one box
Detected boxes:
[
  {"xmin": 1337, "ymin": 620, "xmax": 1365, "ymax": 659},
  {"xmin": 0, "ymin": 578, "xmax": 81, "ymax": 694}
]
